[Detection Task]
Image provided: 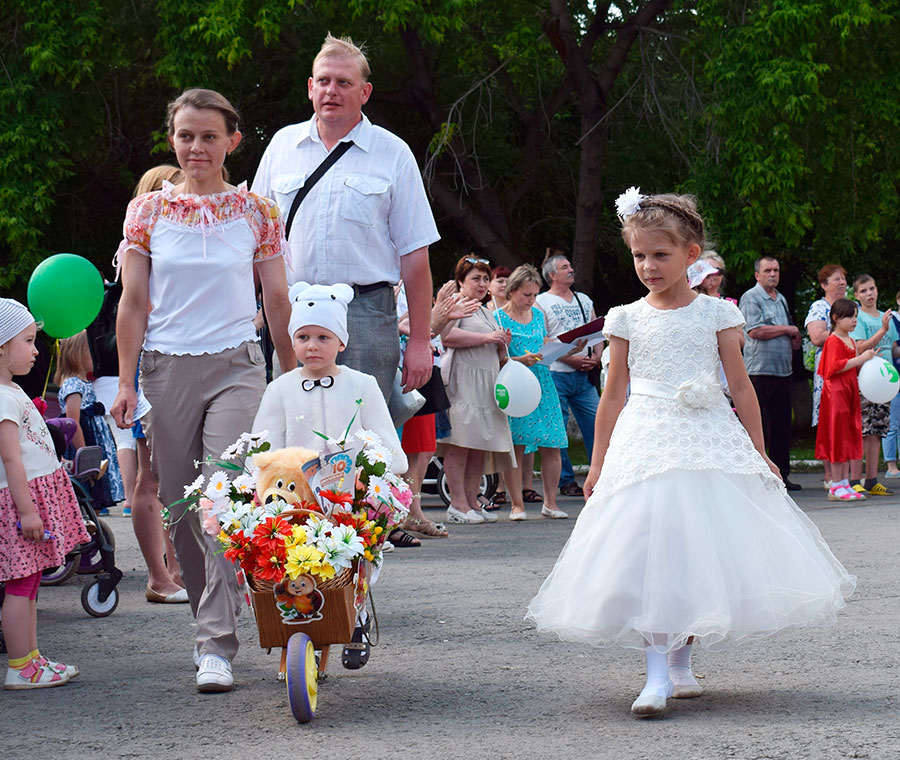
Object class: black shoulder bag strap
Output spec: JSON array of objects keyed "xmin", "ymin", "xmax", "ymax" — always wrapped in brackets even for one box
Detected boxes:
[
  {"xmin": 284, "ymin": 140, "xmax": 354, "ymax": 239},
  {"xmin": 572, "ymin": 292, "xmax": 593, "ymax": 358}
]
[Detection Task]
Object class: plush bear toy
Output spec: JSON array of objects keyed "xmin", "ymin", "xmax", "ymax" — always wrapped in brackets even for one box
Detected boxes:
[{"xmin": 253, "ymin": 447, "xmax": 320, "ymax": 510}]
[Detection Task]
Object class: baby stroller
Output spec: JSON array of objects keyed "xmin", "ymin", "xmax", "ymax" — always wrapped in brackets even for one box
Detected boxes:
[
  {"xmin": 421, "ymin": 456, "xmax": 499, "ymax": 507},
  {"xmin": 39, "ymin": 418, "xmax": 122, "ymax": 617}
]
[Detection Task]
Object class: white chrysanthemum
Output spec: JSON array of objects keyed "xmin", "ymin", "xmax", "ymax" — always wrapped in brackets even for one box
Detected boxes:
[
  {"xmin": 366, "ymin": 475, "xmax": 392, "ymax": 504},
  {"xmin": 615, "ymin": 186, "xmax": 644, "ymax": 219},
  {"xmin": 204, "ymin": 472, "xmax": 231, "ymax": 499},
  {"xmin": 184, "ymin": 474, "xmax": 205, "ymax": 498},
  {"xmin": 355, "ymin": 428, "xmax": 383, "ymax": 447}
]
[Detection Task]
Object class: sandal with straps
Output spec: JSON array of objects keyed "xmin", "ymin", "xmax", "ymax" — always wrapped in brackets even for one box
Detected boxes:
[
  {"xmin": 401, "ymin": 518, "xmax": 448, "ymax": 538},
  {"xmin": 387, "ymin": 528, "xmax": 422, "ymax": 548},
  {"xmin": 522, "ymin": 488, "xmax": 543, "ymax": 503}
]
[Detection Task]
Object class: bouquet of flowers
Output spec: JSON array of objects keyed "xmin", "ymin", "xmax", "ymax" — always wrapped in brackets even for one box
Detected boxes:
[{"xmin": 177, "ymin": 415, "xmax": 412, "ymax": 594}]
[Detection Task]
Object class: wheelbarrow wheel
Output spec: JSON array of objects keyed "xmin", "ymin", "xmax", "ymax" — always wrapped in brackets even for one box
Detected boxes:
[{"xmin": 286, "ymin": 633, "xmax": 318, "ymax": 723}]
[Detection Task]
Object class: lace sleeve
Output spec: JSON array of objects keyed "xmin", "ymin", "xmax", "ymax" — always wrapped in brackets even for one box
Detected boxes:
[
  {"xmin": 603, "ymin": 305, "xmax": 629, "ymax": 341},
  {"xmin": 716, "ymin": 298, "xmax": 745, "ymax": 332}
]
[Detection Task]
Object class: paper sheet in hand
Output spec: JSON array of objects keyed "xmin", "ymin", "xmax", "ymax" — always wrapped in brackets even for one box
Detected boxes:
[
  {"xmin": 537, "ymin": 341, "xmax": 574, "ymax": 366},
  {"xmin": 133, "ymin": 389, "xmax": 152, "ymax": 421}
]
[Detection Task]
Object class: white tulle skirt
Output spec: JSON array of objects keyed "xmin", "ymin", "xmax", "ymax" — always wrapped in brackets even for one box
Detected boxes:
[{"xmin": 525, "ymin": 470, "xmax": 855, "ymax": 652}]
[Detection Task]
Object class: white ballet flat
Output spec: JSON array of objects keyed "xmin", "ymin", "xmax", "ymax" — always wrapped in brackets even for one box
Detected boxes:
[
  {"xmin": 631, "ymin": 680, "xmax": 673, "ymax": 717},
  {"xmin": 541, "ymin": 505, "xmax": 569, "ymax": 519},
  {"xmin": 508, "ymin": 509, "xmax": 527, "ymax": 521},
  {"xmin": 669, "ymin": 668, "xmax": 704, "ymax": 699}
]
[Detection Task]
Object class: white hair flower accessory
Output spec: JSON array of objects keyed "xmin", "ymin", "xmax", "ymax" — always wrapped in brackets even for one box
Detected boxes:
[{"xmin": 615, "ymin": 186, "xmax": 644, "ymax": 219}]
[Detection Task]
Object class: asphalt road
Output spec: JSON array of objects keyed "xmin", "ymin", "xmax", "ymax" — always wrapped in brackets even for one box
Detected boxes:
[{"xmin": 2, "ymin": 471, "xmax": 897, "ymax": 760}]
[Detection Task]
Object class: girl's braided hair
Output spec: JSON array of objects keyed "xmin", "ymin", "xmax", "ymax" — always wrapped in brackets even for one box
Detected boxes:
[{"xmin": 620, "ymin": 193, "xmax": 706, "ymax": 250}]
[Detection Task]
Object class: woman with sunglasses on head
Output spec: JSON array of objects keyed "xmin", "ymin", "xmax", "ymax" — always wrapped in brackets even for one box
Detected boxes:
[{"xmin": 437, "ymin": 256, "xmax": 515, "ymax": 524}]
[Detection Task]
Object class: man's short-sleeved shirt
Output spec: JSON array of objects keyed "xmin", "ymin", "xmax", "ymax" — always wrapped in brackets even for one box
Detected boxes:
[
  {"xmin": 739, "ymin": 282, "xmax": 792, "ymax": 377},
  {"xmin": 251, "ymin": 114, "xmax": 439, "ymax": 287},
  {"xmin": 535, "ymin": 290, "xmax": 595, "ymax": 373}
]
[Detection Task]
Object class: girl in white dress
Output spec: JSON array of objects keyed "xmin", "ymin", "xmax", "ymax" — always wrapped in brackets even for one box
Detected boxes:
[{"xmin": 525, "ymin": 189, "xmax": 855, "ymax": 717}]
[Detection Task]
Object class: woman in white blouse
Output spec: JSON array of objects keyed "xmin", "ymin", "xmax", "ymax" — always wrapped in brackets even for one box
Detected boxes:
[{"xmin": 111, "ymin": 89, "xmax": 292, "ymax": 693}]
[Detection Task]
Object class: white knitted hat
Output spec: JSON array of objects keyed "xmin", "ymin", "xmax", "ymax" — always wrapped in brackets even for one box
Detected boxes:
[
  {"xmin": 288, "ymin": 282, "xmax": 354, "ymax": 345},
  {"xmin": 0, "ymin": 299, "xmax": 37, "ymax": 346}
]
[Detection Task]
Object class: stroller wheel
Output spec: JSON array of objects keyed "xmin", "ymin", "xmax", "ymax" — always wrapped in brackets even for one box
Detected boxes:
[
  {"xmin": 77, "ymin": 519, "xmax": 115, "ymax": 574},
  {"xmin": 41, "ymin": 558, "xmax": 78, "ymax": 586},
  {"xmin": 81, "ymin": 580, "xmax": 119, "ymax": 617}
]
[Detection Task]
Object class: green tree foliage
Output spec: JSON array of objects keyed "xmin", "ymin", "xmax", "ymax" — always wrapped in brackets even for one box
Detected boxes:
[
  {"xmin": 691, "ymin": 0, "xmax": 900, "ymax": 294},
  {"xmin": 2, "ymin": 0, "xmax": 899, "ymax": 314}
]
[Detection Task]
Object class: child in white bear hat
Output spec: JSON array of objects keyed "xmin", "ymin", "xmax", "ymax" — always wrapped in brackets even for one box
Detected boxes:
[
  {"xmin": 252, "ymin": 281, "xmax": 411, "ymax": 670},
  {"xmin": 253, "ymin": 281, "xmax": 407, "ymax": 474}
]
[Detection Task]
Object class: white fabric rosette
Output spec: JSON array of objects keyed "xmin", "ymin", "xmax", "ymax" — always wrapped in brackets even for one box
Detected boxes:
[{"xmin": 673, "ymin": 374, "xmax": 722, "ymax": 409}]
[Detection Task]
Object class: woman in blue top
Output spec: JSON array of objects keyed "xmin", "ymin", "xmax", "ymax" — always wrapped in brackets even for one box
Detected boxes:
[{"xmin": 494, "ymin": 265, "xmax": 569, "ymax": 520}]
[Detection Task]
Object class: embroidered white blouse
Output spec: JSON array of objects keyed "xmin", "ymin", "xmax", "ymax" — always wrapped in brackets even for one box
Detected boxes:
[{"xmin": 117, "ymin": 182, "xmax": 286, "ymax": 355}]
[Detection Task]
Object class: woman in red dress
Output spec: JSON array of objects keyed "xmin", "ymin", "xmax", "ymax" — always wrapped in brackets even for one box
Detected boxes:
[{"xmin": 815, "ymin": 298, "xmax": 878, "ymax": 501}]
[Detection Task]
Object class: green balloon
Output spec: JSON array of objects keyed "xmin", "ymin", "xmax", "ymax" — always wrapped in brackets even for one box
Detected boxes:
[{"xmin": 27, "ymin": 254, "xmax": 104, "ymax": 339}]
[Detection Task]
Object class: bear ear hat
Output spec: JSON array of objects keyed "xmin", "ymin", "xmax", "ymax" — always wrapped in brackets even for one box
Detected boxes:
[
  {"xmin": 329, "ymin": 283, "xmax": 354, "ymax": 305},
  {"xmin": 288, "ymin": 281, "xmax": 312, "ymax": 302}
]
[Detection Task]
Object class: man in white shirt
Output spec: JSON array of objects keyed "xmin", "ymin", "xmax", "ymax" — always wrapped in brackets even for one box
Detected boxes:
[
  {"xmin": 535, "ymin": 253, "xmax": 602, "ymax": 497},
  {"xmin": 252, "ymin": 34, "xmax": 438, "ymax": 400}
]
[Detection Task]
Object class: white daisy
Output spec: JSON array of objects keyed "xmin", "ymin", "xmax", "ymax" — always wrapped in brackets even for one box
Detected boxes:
[
  {"xmin": 204, "ymin": 472, "xmax": 231, "ymax": 499},
  {"xmin": 355, "ymin": 428, "xmax": 383, "ymax": 447},
  {"xmin": 184, "ymin": 474, "xmax": 205, "ymax": 498},
  {"xmin": 366, "ymin": 475, "xmax": 392, "ymax": 504},
  {"xmin": 232, "ymin": 472, "xmax": 256, "ymax": 495}
]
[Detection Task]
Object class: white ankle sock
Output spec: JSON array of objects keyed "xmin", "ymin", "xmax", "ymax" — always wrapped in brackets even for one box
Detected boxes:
[
  {"xmin": 641, "ymin": 647, "xmax": 671, "ymax": 694},
  {"xmin": 667, "ymin": 643, "xmax": 698, "ymax": 685}
]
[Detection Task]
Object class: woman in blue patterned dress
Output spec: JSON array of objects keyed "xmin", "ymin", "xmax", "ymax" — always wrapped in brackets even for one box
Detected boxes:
[{"xmin": 494, "ymin": 265, "xmax": 569, "ymax": 520}]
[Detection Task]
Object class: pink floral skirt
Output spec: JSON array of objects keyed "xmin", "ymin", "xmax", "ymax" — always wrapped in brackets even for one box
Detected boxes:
[{"xmin": 0, "ymin": 467, "xmax": 90, "ymax": 582}]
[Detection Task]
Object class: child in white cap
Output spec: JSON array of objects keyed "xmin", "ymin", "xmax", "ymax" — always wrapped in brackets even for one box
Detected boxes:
[
  {"xmin": 253, "ymin": 281, "xmax": 407, "ymax": 472},
  {"xmin": 252, "ymin": 282, "xmax": 410, "ymax": 670},
  {"xmin": 0, "ymin": 299, "xmax": 90, "ymax": 689}
]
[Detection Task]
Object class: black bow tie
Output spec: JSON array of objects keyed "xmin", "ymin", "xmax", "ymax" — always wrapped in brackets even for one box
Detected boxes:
[{"xmin": 301, "ymin": 375, "xmax": 335, "ymax": 392}]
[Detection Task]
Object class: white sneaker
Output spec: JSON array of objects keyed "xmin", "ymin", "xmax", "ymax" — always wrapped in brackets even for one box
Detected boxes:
[
  {"xmin": 446, "ymin": 505, "xmax": 484, "ymax": 524},
  {"xmin": 196, "ymin": 654, "xmax": 233, "ymax": 692},
  {"xmin": 477, "ymin": 508, "xmax": 498, "ymax": 523}
]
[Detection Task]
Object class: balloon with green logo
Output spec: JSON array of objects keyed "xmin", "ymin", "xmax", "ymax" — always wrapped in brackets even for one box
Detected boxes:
[
  {"xmin": 494, "ymin": 359, "xmax": 542, "ymax": 417},
  {"xmin": 27, "ymin": 254, "xmax": 104, "ymax": 339},
  {"xmin": 858, "ymin": 357, "xmax": 900, "ymax": 404}
]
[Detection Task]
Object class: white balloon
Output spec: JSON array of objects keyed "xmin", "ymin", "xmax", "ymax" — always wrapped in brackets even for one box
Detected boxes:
[
  {"xmin": 858, "ymin": 357, "xmax": 900, "ymax": 404},
  {"xmin": 494, "ymin": 359, "xmax": 542, "ymax": 417}
]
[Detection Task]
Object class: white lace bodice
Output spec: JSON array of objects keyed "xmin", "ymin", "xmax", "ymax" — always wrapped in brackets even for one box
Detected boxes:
[{"xmin": 594, "ymin": 295, "xmax": 779, "ymax": 500}]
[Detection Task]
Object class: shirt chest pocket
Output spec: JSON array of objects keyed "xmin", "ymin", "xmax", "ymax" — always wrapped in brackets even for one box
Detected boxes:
[
  {"xmin": 341, "ymin": 174, "xmax": 390, "ymax": 228},
  {"xmin": 271, "ymin": 173, "xmax": 307, "ymax": 216}
]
